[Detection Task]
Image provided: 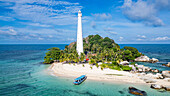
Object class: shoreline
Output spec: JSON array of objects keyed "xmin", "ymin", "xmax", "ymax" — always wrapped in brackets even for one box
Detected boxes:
[
  {"xmin": 48, "ymin": 63, "xmax": 143, "ymax": 84},
  {"xmin": 48, "ymin": 62, "xmax": 170, "ymax": 87}
]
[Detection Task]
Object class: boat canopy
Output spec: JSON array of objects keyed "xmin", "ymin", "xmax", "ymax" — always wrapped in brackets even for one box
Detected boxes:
[{"xmin": 74, "ymin": 75, "xmax": 86, "ymax": 80}]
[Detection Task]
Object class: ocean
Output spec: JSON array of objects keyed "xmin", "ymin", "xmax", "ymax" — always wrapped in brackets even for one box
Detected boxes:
[{"xmin": 0, "ymin": 44, "xmax": 169, "ymax": 96}]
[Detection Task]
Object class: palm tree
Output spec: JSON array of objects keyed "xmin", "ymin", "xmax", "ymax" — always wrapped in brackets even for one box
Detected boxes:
[
  {"xmin": 64, "ymin": 53, "xmax": 69, "ymax": 62},
  {"xmin": 102, "ymin": 48, "xmax": 109, "ymax": 62},
  {"xmin": 87, "ymin": 52, "xmax": 92, "ymax": 59},
  {"xmin": 105, "ymin": 49, "xmax": 109, "ymax": 63},
  {"xmin": 59, "ymin": 51, "xmax": 65, "ymax": 62},
  {"xmin": 64, "ymin": 45, "xmax": 69, "ymax": 53},
  {"xmin": 89, "ymin": 59, "xmax": 96, "ymax": 65},
  {"xmin": 80, "ymin": 53, "xmax": 85, "ymax": 62},
  {"xmin": 95, "ymin": 52, "xmax": 101, "ymax": 62},
  {"xmin": 69, "ymin": 53, "xmax": 74, "ymax": 62},
  {"xmin": 114, "ymin": 52, "xmax": 118, "ymax": 61},
  {"xmin": 101, "ymin": 51, "xmax": 105, "ymax": 63},
  {"xmin": 74, "ymin": 52, "xmax": 79, "ymax": 63},
  {"xmin": 110, "ymin": 50, "xmax": 115, "ymax": 61}
]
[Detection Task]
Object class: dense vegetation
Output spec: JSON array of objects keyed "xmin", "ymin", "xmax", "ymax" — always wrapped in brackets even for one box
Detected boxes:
[{"xmin": 44, "ymin": 34, "xmax": 142, "ymax": 71}]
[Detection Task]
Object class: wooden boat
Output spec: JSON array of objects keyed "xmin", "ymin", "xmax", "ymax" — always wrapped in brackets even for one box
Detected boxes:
[
  {"xmin": 129, "ymin": 87, "xmax": 147, "ymax": 96},
  {"xmin": 73, "ymin": 75, "xmax": 87, "ymax": 85}
]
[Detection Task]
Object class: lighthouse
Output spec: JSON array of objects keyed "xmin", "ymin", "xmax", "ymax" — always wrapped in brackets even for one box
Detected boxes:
[{"xmin": 76, "ymin": 10, "xmax": 83, "ymax": 55}]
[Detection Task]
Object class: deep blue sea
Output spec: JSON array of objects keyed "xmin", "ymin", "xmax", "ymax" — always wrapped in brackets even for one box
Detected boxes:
[{"xmin": 0, "ymin": 44, "xmax": 170, "ymax": 96}]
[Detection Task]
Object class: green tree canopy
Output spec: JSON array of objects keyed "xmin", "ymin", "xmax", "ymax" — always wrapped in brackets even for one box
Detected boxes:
[
  {"xmin": 43, "ymin": 47, "xmax": 61, "ymax": 64},
  {"xmin": 44, "ymin": 34, "xmax": 142, "ymax": 64}
]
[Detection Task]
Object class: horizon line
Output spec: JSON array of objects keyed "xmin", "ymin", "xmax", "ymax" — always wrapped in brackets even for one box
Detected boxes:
[{"xmin": 0, "ymin": 43, "xmax": 170, "ymax": 45}]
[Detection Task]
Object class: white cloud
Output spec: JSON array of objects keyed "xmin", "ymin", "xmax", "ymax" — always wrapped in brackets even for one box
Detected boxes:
[
  {"xmin": 67, "ymin": 38, "xmax": 75, "ymax": 41},
  {"xmin": 104, "ymin": 27, "xmax": 117, "ymax": 35},
  {"xmin": 155, "ymin": 0, "xmax": 170, "ymax": 10},
  {"xmin": 0, "ymin": 26, "xmax": 75, "ymax": 41},
  {"xmin": 136, "ymin": 35, "xmax": 146, "ymax": 41},
  {"xmin": 1, "ymin": 0, "xmax": 83, "ymax": 25},
  {"xmin": 119, "ymin": 36, "xmax": 124, "ymax": 41},
  {"xmin": 92, "ymin": 13, "xmax": 112, "ymax": 21},
  {"xmin": 137, "ymin": 35, "xmax": 146, "ymax": 39},
  {"xmin": 29, "ymin": 34, "xmax": 37, "ymax": 37},
  {"xmin": 38, "ymin": 37, "xmax": 44, "ymax": 40},
  {"xmin": 8, "ymin": 29, "xmax": 17, "ymax": 35},
  {"xmin": 91, "ymin": 21, "xmax": 96, "ymax": 29},
  {"xmin": 136, "ymin": 38, "xmax": 143, "ymax": 41},
  {"xmin": 24, "ymin": 22, "xmax": 51, "ymax": 27},
  {"xmin": 153, "ymin": 36, "xmax": 170, "ymax": 41},
  {"xmin": 0, "ymin": 16, "xmax": 15, "ymax": 21},
  {"xmin": 111, "ymin": 21, "xmax": 143, "ymax": 27},
  {"xmin": 0, "ymin": 0, "xmax": 79, "ymax": 7},
  {"xmin": 0, "ymin": 27, "xmax": 17, "ymax": 35},
  {"xmin": 104, "ymin": 27, "xmax": 114, "ymax": 31},
  {"xmin": 48, "ymin": 35, "xmax": 53, "ymax": 38},
  {"xmin": 122, "ymin": 0, "xmax": 166, "ymax": 27},
  {"xmin": 110, "ymin": 32, "xmax": 117, "ymax": 35}
]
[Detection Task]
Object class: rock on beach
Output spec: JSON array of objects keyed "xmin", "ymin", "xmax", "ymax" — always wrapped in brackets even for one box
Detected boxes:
[
  {"xmin": 150, "ymin": 84, "xmax": 164, "ymax": 89},
  {"xmin": 162, "ymin": 71, "xmax": 170, "ymax": 78},
  {"xmin": 135, "ymin": 56, "xmax": 158, "ymax": 63}
]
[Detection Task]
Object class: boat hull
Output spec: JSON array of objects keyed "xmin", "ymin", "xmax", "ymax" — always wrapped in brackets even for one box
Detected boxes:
[{"xmin": 73, "ymin": 76, "xmax": 87, "ymax": 85}]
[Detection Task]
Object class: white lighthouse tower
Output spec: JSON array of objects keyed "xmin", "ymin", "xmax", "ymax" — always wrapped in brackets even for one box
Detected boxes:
[{"xmin": 76, "ymin": 10, "xmax": 83, "ymax": 55}]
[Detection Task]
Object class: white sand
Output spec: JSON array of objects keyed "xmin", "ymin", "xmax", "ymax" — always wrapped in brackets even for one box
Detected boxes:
[{"xmin": 49, "ymin": 63, "xmax": 170, "ymax": 86}]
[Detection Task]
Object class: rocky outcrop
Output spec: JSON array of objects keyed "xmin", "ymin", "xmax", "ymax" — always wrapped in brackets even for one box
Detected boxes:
[
  {"xmin": 162, "ymin": 71, "xmax": 170, "ymax": 78},
  {"xmin": 144, "ymin": 67, "xmax": 151, "ymax": 72},
  {"xmin": 139, "ymin": 73, "xmax": 163, "ymax": 82},
  {"xmin": 162, "ymin": 62, "xmax": 170, "ymax": 67},
  {"xmin": 149, "ymin": 58, "xmax": 159, "ymax": 63},
  {"xmin": 165, "ymin": 87, "xmax": 170, "ymax": 91},
  {"xmin": 164, "ymin": 78, "xmax": 170, "ymax": 82},
  {"xmin": 140, "ymin": 75, "xmax": 156, "ymax": 83},
  {"xmin": 68, "ymin": 42, "xmax": 76, "ymax": 49},
  {"xmin": 136, "ymin": 65, "xmax": 144, "ymax": 72},
  {"xmin": 135, "ymin": 56, "xmax": 150, "ymax": 62},
  {"xmin": 135, "ymin": 64, "xmax": 151, "ymax": 72},
  {"xmin": 84, "ymin": 36, "xmax": 89, "ymax": 44},
  {"xmin": 167, "ymin": 62, "xmax": 170, "ymax": 67},
  {"xmin": 135, "ymin": 56, "xmax": 158, "ymax": 63},
  {"xmin": 119, "ymin": 61, "xmax": 129, "ymax": 65},
  {"xmin": 151, "ymin": 69, "xmax": 159, "ymax": 73},
  {"xmin": 151, "ymin": 84, "xmax": 170, "ymax": 91},
  {"xmin": 150, "ymin": 84, "xmax": 164, "ymax": 89},
  {"xmin": 129, "ymin": 65, "xmax": 137, "ymax": 72},
  {"xmin": 98, "ymin": 62, "xmax": 103, "ymax": 65},
  {"xmin": 153, "ymin": 73, "xmax": 164, "ymax": 79},
  {"xmin": 162, "ymin": 64, "xmax": 167, "ymax": 66},
  {"xmin": 129, "ymin": 87, "xmax": 147, "ymax": 96},
  {"xmin": 134, "ymin": 64, "xmax": 160, "ymax": 73},
  {"xmin": 144, "ymin": 79, "xmax": 156, "ymax": 83}
]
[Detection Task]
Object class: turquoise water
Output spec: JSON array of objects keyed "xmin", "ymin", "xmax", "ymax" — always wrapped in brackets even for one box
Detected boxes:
[{"xmin": 0, "ymin": 44, "xmax": 170, "ymax": 96}]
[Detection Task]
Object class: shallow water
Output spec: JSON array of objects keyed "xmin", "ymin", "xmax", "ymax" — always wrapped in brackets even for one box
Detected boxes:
[{"xmin": 0, "ymin": 44, "xmax": 170, "ymax": 96}]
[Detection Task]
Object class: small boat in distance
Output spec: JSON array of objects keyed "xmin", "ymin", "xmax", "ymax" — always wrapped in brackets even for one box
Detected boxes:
[{"xmin": 73, "ymin": 75, "xmax": 87, "ymax": 85}]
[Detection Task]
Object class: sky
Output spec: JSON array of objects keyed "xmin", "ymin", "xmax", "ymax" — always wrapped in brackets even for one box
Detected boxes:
[{"xmin": 0, "ymin": 0, "xmax": 170, "ymax": 44}]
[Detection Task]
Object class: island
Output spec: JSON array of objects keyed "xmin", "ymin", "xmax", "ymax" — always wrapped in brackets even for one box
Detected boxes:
[{"xmin": 44, "ymin": 34, "xmax": 170, "ymax": 91}]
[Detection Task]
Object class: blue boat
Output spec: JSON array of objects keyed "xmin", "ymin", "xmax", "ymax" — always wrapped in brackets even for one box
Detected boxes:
[{"xmin": 73, "ymin": 75, "xmax": 87, "ymax": 85}]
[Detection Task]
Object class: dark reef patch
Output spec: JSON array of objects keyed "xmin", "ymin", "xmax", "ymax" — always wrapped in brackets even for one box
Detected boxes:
[
  {"xmin": 0, "ymin": 84, "xmax": 36, "ymax": 95},
  {"xmin": 62, "ymin": 89, "xmax": 99, "ymax": 96},
  {"xmin": 118, "ymin": 91, "xmax": 124, "ymax": 94},
  {"xmin": 0, "ymin": 84, "xmax": 36, "ymax": 91}
]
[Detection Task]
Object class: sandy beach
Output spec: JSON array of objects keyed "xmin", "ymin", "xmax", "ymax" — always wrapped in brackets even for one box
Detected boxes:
[{"xmin": 49, "ymin": 62, "xmax": 170, "ymax": 87}]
